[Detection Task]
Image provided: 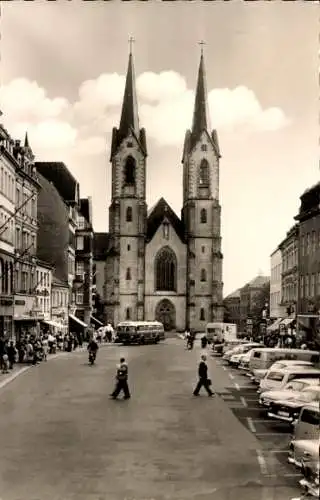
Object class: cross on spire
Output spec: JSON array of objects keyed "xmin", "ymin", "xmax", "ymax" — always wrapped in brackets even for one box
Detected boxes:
[
  {"xmin": 198, "ymin": 40, "xmax": 206, "ymax": 55},
  {"xmin": 128, "ymin": 36, "xmax": 135, "ymax": 54}
]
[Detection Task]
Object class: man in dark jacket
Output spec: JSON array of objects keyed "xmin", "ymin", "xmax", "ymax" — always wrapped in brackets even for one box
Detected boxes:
[
  {"xmin": 193, "ymin": 354, "xmax": 214, "ymax": 397},
  {"xmin": 110, "ymin": 357, "xmax": 131, "ymax": 400}
]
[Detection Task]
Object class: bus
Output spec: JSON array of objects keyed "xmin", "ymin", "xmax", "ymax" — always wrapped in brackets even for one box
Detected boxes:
[{"xmin": 115, "ymin": 321, "xmax": 165, "ymax": 345}]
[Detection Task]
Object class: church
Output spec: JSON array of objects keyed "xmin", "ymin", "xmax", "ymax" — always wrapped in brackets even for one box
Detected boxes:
[{"xmin": 102, "ymin": 48, "xmax": 224, "ymax": 332}]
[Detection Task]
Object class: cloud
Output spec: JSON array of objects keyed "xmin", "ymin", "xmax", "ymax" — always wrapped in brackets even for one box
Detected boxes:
[{"xmin": 0, "ymin": 71, "xmax": 290, "ymax": 157}]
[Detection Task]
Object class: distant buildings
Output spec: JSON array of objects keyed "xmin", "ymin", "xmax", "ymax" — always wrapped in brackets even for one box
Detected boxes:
[
  {"xmin": 270, "ymin": 247, "xmax": 283, "ymax": 319},
  {"xmin": 223, "ymin": 289, "xmax": 241, "ymax": 329},
  {"xmin": 34, "ymin": 260, "xmax": 53, "ymax": 323},
  {"xmin": 278, "ymin": 224, "xmax": 298, "ymax": 318}
]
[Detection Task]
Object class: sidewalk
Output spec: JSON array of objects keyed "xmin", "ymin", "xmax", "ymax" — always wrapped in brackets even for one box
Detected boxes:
[{"xmin": 0, "ymin": 342, "xmax": 117, "ymax": 390}]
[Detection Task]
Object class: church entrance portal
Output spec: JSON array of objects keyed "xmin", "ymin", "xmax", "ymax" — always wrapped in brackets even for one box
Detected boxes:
[{"xmin": 155, "ymin": 299, "xmax": 176, "ymax": 331}]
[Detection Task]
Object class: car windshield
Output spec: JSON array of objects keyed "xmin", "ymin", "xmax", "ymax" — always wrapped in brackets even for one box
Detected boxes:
[{"xmin": 266, "ymin": 371, "xmax": 284, "ymax": 381}]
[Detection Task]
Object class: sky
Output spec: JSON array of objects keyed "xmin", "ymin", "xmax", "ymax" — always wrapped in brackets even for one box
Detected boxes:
[{"xmin": 0, "ymin": 1, "xmax": 318, "ymax": 297}]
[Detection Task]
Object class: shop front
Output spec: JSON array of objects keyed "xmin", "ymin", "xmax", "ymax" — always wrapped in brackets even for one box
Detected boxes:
[
  {"xmin": 0, "ymin": 296, "xmax": 14, "ymax": 338},
  {"xmin": 13, "ymin": 295, "xmax": 38, "ymax": 341}
]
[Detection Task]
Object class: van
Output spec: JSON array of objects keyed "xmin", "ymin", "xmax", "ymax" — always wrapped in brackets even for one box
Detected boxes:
[
  {"xmin": 205, "ymin": 322, "xmax": 237, "ymax": 343},
  {"xmin": 251, "ymin": 359, "xmax": 315, "ymax": 384},
  {"xmin": 288, "ymin": 402, "xmax": 320, "ymax": 468},
  {"xmin": 258, "ymin": 366, "xmax": 320, "ymax": 393},
  {"xmin": 249, "ymin": 348, "xmax": 320, "ymax": 374}
]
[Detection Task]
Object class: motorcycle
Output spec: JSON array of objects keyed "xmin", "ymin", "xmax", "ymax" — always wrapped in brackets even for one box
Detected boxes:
[{"xmin": 88, "ymin": 351, "xmax": 96, "ymax": 365}]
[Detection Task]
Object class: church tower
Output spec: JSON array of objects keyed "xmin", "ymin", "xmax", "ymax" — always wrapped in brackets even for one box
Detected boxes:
[
  {"xmin": 106, "ymin": 47, "xmax": 147, "ymax": 326},
  {"xmin": 182, "ymin": 48, "xmax": 224, "ymax": 331}
]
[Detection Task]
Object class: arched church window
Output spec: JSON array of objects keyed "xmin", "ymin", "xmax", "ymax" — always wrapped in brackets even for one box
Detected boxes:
[
  {"xmin": 199, "ymin": 159, "xmax": 209, "ymax": 186},
  {"xmin": 126, "ymin": 268, "xmax": 131, "ymax": 280},
  {"xmin": 200, "ymin": 269, "xmax": 207, "ymax": 282},
  {"xmin": 124, "ymin": 156, "xmax": 136, "ymax": 185},
  {"xmin": 155, "ymin": 246, "xmax": 177, "ymax": 292},
  {"xmin": 126, "ymin": 206, "xmax": 132, "ymax": 222},
  {"xmin": 200, "ymin": 208, "xmax": 207, "ymax": 224},
  {"xmin": 200, "ymin": 308, "xmax": 205, "ymax": 321},
  {"xmin": 126, "ymin": 307, "xmax": 131, "ymax": 320}
]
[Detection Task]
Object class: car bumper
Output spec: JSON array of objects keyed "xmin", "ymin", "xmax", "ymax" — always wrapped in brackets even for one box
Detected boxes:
[{"xmin": 267, "ymin": 411, "xmax": 294, "ymax": 423}]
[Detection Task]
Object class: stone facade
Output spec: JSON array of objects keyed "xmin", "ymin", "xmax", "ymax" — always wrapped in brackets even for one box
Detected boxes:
[
  {"xmin": 278, "ymin": 224, "xmax": 298, "ymax": 317},
  {"xmin": 103, "ymin": 52, "xmax": 223, "ymax": 332},
  {"xmin": 270, "ymin": 247, "xmax": 284, "ymax": 319}
]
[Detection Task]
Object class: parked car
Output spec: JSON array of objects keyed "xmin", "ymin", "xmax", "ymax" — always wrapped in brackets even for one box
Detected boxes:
[
  {"xmin": 258, "ymin": 366, "xmax": 320, "ymax": 393},
  {"xmin": 288, "ymin": 402, "xmax": 319, "ymax": 470},
  {"xmin": 248, "ymin": 347, "xmax": 319, "ymax": 374},
  {"xmin": 259, "ymin": 378, "xmax": 320, "ymax": 409},
  {"xmin": 267, "ymin": 385, "xmax": 320, "ymax": 424},
  {"xmin": 299, "ymin": 440, "xmax": 320, "ymax": 498},
  {"xmin": 251, "ymin": 359, "xmax": 315, "ymax": 384},
  {"xmin": 238, "ymin": 349, "xmax": 254, "ymax": 371},
  {"xmin": 225, "ymin": 342, "xmax": 264, "ymax": 365}
]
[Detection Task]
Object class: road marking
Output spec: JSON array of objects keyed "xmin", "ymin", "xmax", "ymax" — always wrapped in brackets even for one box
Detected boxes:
[
  {"xmin": 256, "ymin": 449, "xmax": 268, "ymax": 475},
  {"xmin": 240, "ymin": 396, "xmax": 247, "ymax": 407},
  {"xmin": 247, "ymin": 417, "xmax": 256, "ymax": 433},
  {"xmin": 234, "ymin": 383, "xmax": 240, "ymax": 390},
  {"xmin": 228, "ymin": 373, "xmax": 235, "ymax": 380}
]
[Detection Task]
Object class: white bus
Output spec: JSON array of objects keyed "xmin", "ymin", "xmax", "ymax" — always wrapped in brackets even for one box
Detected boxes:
[{"xmin": 115, "ymin": 321, "xmax": 165, "ymax": 345}]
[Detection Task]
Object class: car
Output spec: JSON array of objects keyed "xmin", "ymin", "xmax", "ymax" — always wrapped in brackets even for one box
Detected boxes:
[
  {"xmin": 238, "ymin": 350, "xmax": 253, "ymax": 371},
  {"xmin": 299, "ymin": 441, "xmax": 320, "ymax": 498},
  {"xmin": 225, "ymin": 343, "xmax": 263, "ymax": 364},
  {"xmin": 267, "ymin": 385, "xmax": 320, "ymax": 424},
  {"xmin": 259, "ymin": 378, "xmax": 320, "ymax": 409},
  {"xmin": 258, "ymin": 366, "xmax": 320, "ymax": 393},
  {"xmin": 288, "ymin": 402, "xmax": 319, "ymax": 476},
  {"xmin": 251, "ymin": 359, "xmax": 315, "ymax": 384}
]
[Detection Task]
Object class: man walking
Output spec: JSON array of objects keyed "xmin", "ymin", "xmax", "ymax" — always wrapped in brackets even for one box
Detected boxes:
[
  {"xmin": 110, "ymin": 357, "xmax": 131, "ymax": 400},
  {"xmin": 193, "ymin": 354, "xmax": 215, "ymax": 397}
]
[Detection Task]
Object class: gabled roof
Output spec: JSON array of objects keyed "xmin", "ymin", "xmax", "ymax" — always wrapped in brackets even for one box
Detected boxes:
[
  {"xmin": 52, "ymin": 274, "xmax": 69, "ymax": 288},
  {"xmin": 93, "ymin": 232, "xmax": 111, "ymax": 260},
  {"xmin": 146, "ymin": 197, "xmax": 185, "ymax": 243},
  {"xmin": 245, "ymin": 275, "xmax": 270, "ymax": 289},
  {"xmin": 36, "ymin": 162, "xmax": 79, "ymax": 205}
]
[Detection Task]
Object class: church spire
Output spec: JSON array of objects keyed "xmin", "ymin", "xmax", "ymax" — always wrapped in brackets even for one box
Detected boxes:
[
  {"xmin": 24, "ymin": 131, "xmax": 29, "ymax": 148},
  {"xmin": 191, "ymin": 42, "xmax": 210, "ymax": 140},
  {"xmin": 118, "ymin": 37, "xmax": 140, "ymax": 139}
]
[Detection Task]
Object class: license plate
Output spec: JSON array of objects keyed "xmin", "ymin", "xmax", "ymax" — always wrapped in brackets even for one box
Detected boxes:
[{"xmin": 278, "ymin": 411, "xmax": 289, "ymax": 417}]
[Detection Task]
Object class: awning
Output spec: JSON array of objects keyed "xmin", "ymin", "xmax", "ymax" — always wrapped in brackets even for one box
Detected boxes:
[
  {"xmin": 266, "ymin": 318, "xmax": 283, "ymax": 332},
  {"xmin": 280, "ymin": 318, "xmax": 295, "ymax": 327},
  {"xmin": 69, "ymin": 314, "xmax": 87, "ymax": 328},
  {"xmin": 90, "ymin": 315, "xmax": 104, "ymax": 327},
  {"xmin": 298, "ymin": 314, "xmax": 320, "ymax": 319},
  {"xmin": 14, "ymin": 316, "xmax": 38, "ymax": 322}
]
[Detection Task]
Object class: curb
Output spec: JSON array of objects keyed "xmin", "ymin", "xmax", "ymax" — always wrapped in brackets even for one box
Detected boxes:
[{"xmin": 0, "ymin": 366, "xmax": 32, "ymax": 390}]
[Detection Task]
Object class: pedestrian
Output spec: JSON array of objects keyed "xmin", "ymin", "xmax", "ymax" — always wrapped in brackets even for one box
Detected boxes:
[
  {"xmin": 193, "ymin": 354, "xmax": 215, "ymax": 397},
  {"xmin": 7, "ymin": 341, "xmax": 16, "ymax": 370},
  {"xmin": 110, "ymin": 357, "xmax": 131, "ymax": 400}
]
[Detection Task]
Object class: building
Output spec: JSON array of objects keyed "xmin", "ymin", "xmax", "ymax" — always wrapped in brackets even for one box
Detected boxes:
[
  {"xmin": 240, "ymin": 275, "xmax": 270, "ymax": 336},
  {"xmin": 295, "ymin": 181, "xmax": 320, "ymax": 345},
  {"xmin": 278, "ymin": 224, "xmax": 298, "ymax": 325},
  {"xmin": 35, "ymin": 162, "xmax": 90, "ymax": 333},
  {"xmin": 34, "ymin": 260, "xmax": 53, "ymax": 323},
  {"xmin": 102, "ymin": 49, "xmax": 223, "ymax": 332},
  {"xmin": 93, "ymin": 232, "xmax": 110, "ymax": 324},
  {"xmin": 50, "ymin": 275, "xmax": 69, "ymax": 332},
  {"xmin": 74, "ymin": 197, "xmax": 95, "ymax": 326},
  {"xmin": 270, "ymin": 247, "xmax": 283, "ymax": 319},
  {"xmin": 223, "ymin": 289, "xmax": 241, "ymax": 329},
  {"xmin": 0, "ymin": 126, "xmax": 41, "ymax": 340}
]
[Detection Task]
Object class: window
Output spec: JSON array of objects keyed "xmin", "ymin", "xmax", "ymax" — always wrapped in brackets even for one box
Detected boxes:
[
  {"xmin": 126, "ymin": 207, "xmax": 132, "ymax": 222},
  {"xmin": 127, "ymin": 141, "xmax": 133, "ymax": 148},
  {"xmin": 124, "ymin": 156, "xmax": 136, "ymax": 185},
  {"xmin": 200, "ymin": 208, "xmax": 207, "ymax": 224},
  {"xmin": 76, "ymin": 236, "xmax": 84, "ymax": 250},
  {"xmin": 126, "ymin": 307, "xmax": 131, "ymax": 320},
  {"xmin": 201, "ymin": 144, "xmax": 207, "ymax": 152},
  {"xmin": 76, "ymin": 261, "xmax": 85, "ymax": 275},
  {"xmin": 76, "ymin": 291, "xmax": 84, "ymax": 304},
  {"xmin": 77, "ymin": 216, "xmax": 85, "ymax": 229},
  {"xmin": 126, "ymin": 268, "xmax": 131, "ymax": 280},
  {"xmin": 266, "ymin": 371, "xmax": 284, "ymax": 382},
  {"xmin": 200, "ymin": 269, "xmax": 207, "ymax": 282},
  {"xmin": 127, "ymin": 244, "xmax": 131, "ymax": 251},
  {"xmin": 155, "ymin": 246, "xmax": 177, "ymax": 291},
  {"xmin": 199, "ymin": 159, "xmax": 209, "ymax": 186},
  {"xmin": 200, "ymin": 308, "xmax": 205, "ymax": 321},
  {"xmin": 201, "ymin": 245, "xmax": 205, "ymax": 253}
]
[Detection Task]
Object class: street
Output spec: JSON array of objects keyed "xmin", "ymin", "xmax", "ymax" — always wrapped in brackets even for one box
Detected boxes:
[{"xmin": 0, "ymin": 338, "xmax": 302, "ymax": 500}]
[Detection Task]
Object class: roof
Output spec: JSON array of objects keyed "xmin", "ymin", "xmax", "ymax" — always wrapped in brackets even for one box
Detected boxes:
[
  {"xmin": 110, "ymin": 52, "xmax": 147, "ymax": 159},
  {"xmin": 224, "ymin": 288, "xmax": 241, "ymax": 300},
  {"xmin": 36, "ymin": 259, "xmax": 54, "ymax": 270},
  {"xmin": 146, "ymin": 197, "xmax": 185, "ymax": 243},
  {"xmin": 93, "ymin": 232, "xmax": 111, "ymax": 260},
  {"xmin": 35, "ymin": 161, "xmax": 79, "ymax": 205},
  {"xmin": 182, "ymin": 54, "xmax": 220, "ymax": 160},
  {"xmin": 52, "ymin": 274, "xmax": 69, "ymax": 288},
  {"xmin": 245, "ymin": 275, "xmax": 270, "ymax": 289}
]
